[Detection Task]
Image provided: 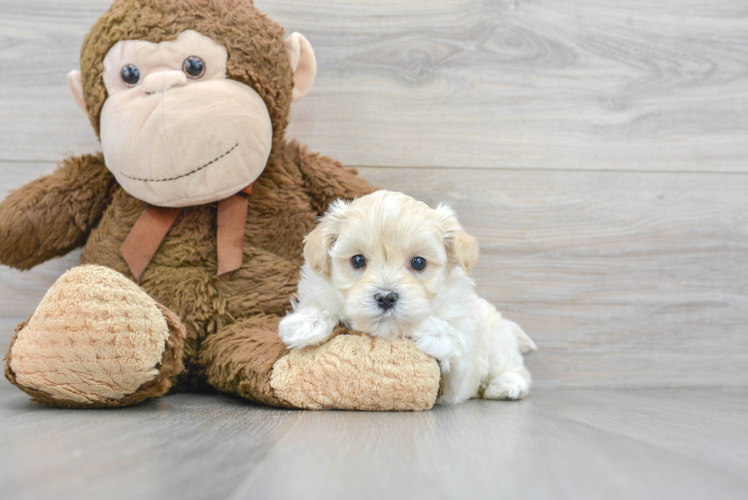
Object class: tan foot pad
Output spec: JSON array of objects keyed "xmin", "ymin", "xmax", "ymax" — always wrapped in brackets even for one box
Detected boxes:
[
  {"xmin": 270, "ymin": 333, "xmax": 441, "ymax": 411},
  {"xmin": 4, "ymin": 265, "xmax": 185, "ymax": 407}
]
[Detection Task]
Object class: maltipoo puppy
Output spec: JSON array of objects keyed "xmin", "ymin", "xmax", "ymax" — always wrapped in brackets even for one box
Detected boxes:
[{"xmin": 279, "ymin": 190, "xmax": 536, "ymax": 404}]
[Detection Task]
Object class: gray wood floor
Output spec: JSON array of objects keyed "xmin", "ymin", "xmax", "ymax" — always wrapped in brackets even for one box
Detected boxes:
[
  {"xmin": 1, "ymin": 1, "xmax": 747, "ymax": 499},
  {"xmin": 2, "ymin": 384, "xmax": 747, "ymax": 500}
]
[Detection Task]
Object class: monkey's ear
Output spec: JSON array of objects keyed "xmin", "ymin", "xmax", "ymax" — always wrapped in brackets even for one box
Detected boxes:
[
  {"xmin": 67, "ymin": 70, "xmax": 87, "ymax": 113},
  {"xmin": 284, "ymin": 33, "xmax": 317, "ymax": 102},
  {"xmin": 303, "ymin": 200, "xmax": 348, "ymax": 275},
  {"xmin": 435, "ymin": 203, "xmax": 480, "ymax": 274}
]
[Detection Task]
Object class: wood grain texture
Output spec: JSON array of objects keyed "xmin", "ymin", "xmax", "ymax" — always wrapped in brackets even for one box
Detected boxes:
[
  {"xmin": 2, "ymin": 163, "xmax": 747, "ymax": 389},
  {"xmin": 0, "ymin": 384, "xmax": 302, "ymax": 500},
  {"xmin": 1, "ymin": 0, "xmax": 747, "ymax": 171},
  {"xmin": 230, "ymin": 388, "xmax": 748, "ymax": 500},
  {"xmin": 2, "ymin": 384, "xmax": 746, "ymax": 500}
]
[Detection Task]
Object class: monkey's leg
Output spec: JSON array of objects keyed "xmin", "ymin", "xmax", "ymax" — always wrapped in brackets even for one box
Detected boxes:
[
  {"xmin": 4, "ymin": 265, "xmax": 186, "ymax": 408},
  {"xmin": 199, "ymin": 315, "xmax": 442, "ymax": 411}
]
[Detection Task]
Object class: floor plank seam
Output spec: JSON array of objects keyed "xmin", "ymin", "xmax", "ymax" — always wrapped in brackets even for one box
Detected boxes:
[
  {"xmin": 223, "ymin": 410, "xmax": 310, "ymax": 499},
  {"xmin": 2, "ymin": 159, "xmax": 748, "ymax": 176}
]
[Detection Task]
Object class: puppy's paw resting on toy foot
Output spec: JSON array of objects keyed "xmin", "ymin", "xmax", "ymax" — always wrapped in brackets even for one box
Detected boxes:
[
  {"xmin": 4, "ymin": 265, "xmax": 186, "ymax": 408},
  {"xmin": 200, "ymin": 320, "xmax": 443, "ymax": 411},
  {"xmin": 411, "ymin": 316, "xmax": 463, "ymax": 374},
  {"xmin": 278, "ymin": 307, "xmax": 337, "ymax": 349},
  {"xmin": 271, "ymin": 329, "xmax": 443, "ymax": 411}
]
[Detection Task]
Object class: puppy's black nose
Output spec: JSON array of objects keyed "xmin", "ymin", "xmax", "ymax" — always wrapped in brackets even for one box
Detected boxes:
[{"xmin": 375, "ymin": 292, "xmax": 399, "ymax": 310}]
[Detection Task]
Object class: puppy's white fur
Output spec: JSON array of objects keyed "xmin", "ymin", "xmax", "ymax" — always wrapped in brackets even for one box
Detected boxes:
[{"xmin": 279, "ymin": 191, "xmax": 537, "ymax": 405}]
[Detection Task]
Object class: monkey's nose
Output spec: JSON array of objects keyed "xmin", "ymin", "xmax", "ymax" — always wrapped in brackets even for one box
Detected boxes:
[
  {"xmin": 143, "ymin": 71, "xmax": 188, "ymax": 94},
  {"xmin": 375, "ymin": 292, "xmax": 399, "ymax": 310}
]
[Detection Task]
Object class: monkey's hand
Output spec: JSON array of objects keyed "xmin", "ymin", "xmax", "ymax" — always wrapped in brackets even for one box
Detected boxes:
[
  {"xmin": 0, "ymin": 153, "xmax": 116, "ymax": 270},
  {"xmin": 293, "ymin": 142, "xmax": 378, "ymax": 213}
]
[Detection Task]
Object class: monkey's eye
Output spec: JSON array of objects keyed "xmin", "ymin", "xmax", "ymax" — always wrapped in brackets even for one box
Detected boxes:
[
  {"xmin": 351, "ymin": 255, "xmax": 367, "ymax": 269},
  {"xmin": 120, "ymin": 64, "xmax": 141, "ymax": 87},
  {"xmin": 183, "ymin": 56, "xmax": 206, "ymax": 79},
  {"xmin": 411, "ymin": 257, "xmax": 427, "ymax": 271}
]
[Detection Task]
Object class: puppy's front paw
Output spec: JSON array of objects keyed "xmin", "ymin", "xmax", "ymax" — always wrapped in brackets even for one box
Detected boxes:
[
  {"xmin": 278, "ymin": 307, "xmax": 338, "ymax": 349},
  {"xmin": 411, "ymin": 317, "xmax": 460, "ymax": 373}
]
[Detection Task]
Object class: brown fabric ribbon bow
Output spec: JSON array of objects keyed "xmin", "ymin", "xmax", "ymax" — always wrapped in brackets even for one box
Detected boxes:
[{"xmin": 120, "ymin": 183, "xmax": 255, "ymax": 280}]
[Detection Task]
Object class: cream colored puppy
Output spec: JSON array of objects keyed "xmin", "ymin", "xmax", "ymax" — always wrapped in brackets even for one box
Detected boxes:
[{"xmin": 279, "ymin": 191, "xmax": 537, "ymax": 404}]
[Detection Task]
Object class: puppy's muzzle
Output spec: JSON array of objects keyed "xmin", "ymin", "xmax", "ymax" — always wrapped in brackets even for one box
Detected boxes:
[{"xmin": 375, "ymin": 292, "xmax": 399, "ymax": 311}]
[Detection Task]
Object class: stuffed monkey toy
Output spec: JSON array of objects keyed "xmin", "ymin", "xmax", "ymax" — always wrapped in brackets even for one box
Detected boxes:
[{"xmin": 0, "ymin": 0, "xmax": 441, "ymax": 410}]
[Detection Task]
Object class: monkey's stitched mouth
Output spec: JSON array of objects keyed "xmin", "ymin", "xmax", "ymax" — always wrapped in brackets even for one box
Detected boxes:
[{"xmin": 120, "ymin": 143, "xmax": 239, "ymax": 183}]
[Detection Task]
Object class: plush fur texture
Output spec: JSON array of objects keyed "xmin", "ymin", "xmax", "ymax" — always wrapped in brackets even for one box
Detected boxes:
[
  {"xmin": 0, "ymin": 153, "xmax": 117, "ymax": 270},
  {"xmin": 1, "ymin": 0, "xmax": 441, "ymax": 410},
  {"xmin": 4, "ymin": 267, "xmax": 187, "ymax": 409},
  {"xmin": 270, "ymin": 327, "xmax": 441, "ymax": 411},
  {"xmin": 8, "ymin": 266, "xmax": 176, "ymax": 404},
  {"xmin": 280, "ymin": 191, "xmax": 537, "ymax": 404}
]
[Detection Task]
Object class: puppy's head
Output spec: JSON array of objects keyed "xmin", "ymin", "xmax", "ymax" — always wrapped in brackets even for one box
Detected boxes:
[{"xmin": 304, "ymin": 191, "xmax": 479, "ymax": 339}]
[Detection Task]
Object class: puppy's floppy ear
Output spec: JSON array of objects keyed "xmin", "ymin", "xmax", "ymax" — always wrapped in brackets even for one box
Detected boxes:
[
  {"xmin": 435, "ymin": 203, "xmax": 480, "ymax": 274},
  {"xmin": 304, "ymin": 200, "xmax": 348, "ymax": 275}
]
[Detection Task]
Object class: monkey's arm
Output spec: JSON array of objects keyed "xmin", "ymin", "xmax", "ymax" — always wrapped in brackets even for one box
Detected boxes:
[
  {"xmin": 0, "ymin": 153, "xmax": 116, "ymax": 270},
  {"xmin": 294, "ymin": 142, "xmax": 378, "ymax": 213}
]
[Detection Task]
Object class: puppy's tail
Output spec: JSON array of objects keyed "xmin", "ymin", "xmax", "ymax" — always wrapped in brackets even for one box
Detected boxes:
[
  {"xmin": 512, "ymin": 322, "xmax": 537, "ymax": 353},
  {"xmin": 479, "ymin": 299, "xmax": 537, "ymax": 353}
]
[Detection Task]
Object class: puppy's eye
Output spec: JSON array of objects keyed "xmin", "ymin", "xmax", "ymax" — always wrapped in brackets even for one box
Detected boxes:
[
  {"xmin": 183, "ymin": 56, "xmax": 206, "ymax": 79},
  {"xmin": 351, "ymin": 255, "xmax": 367, "ymax": 269},
  {"xmin": 411, "ymin": 257, "xmax": 427, "ymax": 271},
  {"xmin": 121, "ymin": 64, "xmax": 141, "ymax": 87}
]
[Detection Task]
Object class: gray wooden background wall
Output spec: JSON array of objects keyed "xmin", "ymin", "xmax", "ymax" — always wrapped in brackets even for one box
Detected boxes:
[{"xmin": 1, "ymin": 0, "xmax": 746, "ymax": 389}]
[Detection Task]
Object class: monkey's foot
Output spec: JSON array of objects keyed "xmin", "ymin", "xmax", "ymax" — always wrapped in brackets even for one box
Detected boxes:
[
  {"xmin": 270, "ymin": 328, "xmax": 443, "ymax": 411},
  {"xmin": 201, "ymin": 320, "xmax": 442, "ymax": 411},
  {"xmin": 4, "ymin": 265, "xmax": 186, "ymax": 408}
]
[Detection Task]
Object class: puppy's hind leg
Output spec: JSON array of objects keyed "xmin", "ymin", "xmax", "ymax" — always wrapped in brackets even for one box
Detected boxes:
[
  {"xmin": 484, "ymin": 368, "xmax": 532, "ymax": 401},
  {"xmin": 480, "ymin": 302, "xmax": 535, "ymax": 400}
]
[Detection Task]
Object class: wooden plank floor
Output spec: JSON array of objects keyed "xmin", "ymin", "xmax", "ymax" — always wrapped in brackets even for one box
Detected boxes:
[{"xmin": 1, "ymin": 384, "xmax": 746, "ymax": 500}]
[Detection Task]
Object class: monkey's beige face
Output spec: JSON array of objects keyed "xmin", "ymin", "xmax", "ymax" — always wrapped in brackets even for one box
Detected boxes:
[{"xmin": 96, "ymin": 30, "xmax": 271, "ymax": 207}]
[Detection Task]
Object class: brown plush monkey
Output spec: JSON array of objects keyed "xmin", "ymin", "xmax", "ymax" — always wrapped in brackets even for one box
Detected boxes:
[{"xmin": 1, "ymin": 0, "xmax": 441, "ymax": 410}]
